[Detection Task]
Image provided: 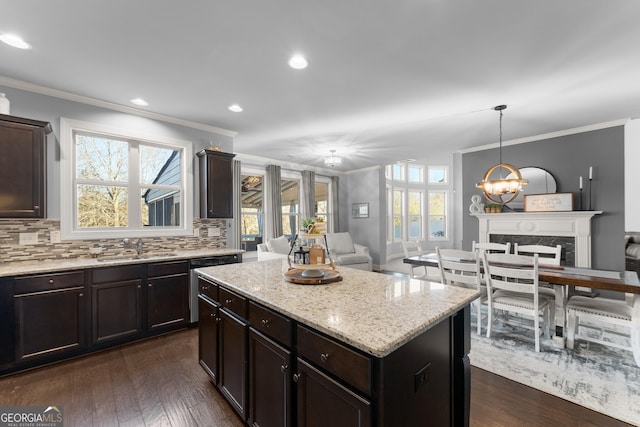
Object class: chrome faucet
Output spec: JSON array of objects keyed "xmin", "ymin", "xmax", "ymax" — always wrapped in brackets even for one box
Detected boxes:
[{"xmin": 123, "ymin": 238, "xmax": 144, "ymax": 256}]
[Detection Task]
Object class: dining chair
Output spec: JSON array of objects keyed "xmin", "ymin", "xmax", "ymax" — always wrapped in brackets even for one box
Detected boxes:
[
  {"xmin": 472, "ymin": 241, "xmax": 511, "ymax": 254},
  {"xmin": 482, "ymin": 252, "xmax": 554, "ymax": 352},
  {"xmin": 566, "ymin": 293, "xmax": 639, "ymax": 366},
  {"xmin": 513, "ymin": 243, "xmax": 562, "ymax": 322},
  {"xmin": 402, "ymin": 241, "xmax": 439, "ymax": 281},
  {"xmin": 437, "ymin": 248, "xmax": 485, "ymax": 334}
]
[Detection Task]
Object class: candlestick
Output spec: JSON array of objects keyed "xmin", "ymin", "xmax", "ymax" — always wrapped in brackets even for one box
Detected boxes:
[
  {"xmin": 588, "ymin": 177, "xmax": 592, "ymax": 211},
  {"xmin": 589, "ymin": 166, "xmax": 593, "ymax": 180},
  {"xmin": 579, "ymin": 188, "xmax": 583, "ymax": 211},
  {"xmin": 579, "ymin": 176, "xmax": 583, "ymax": 190}
]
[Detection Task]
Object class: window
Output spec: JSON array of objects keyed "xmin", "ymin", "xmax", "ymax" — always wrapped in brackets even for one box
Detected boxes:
[
  {"xmin": 428, "ymin": 166, "xmax": 448, "ymax": 184},
  {"xmin": 408, "ymin": 191, "xmax": 423, "ymax": 239},
  {"xmin": 281, "ymin": 178, "xmax": 300, "ymax": 238},
  {"xmin": 60, "ymin": 118, "xmax": 192, "ymax": 239},
  {"xmin": 315, "ymin": 181, "xmax": 329, "ymax": 226},
  {"xmin": 428, "ymin": 191, "xmax": 447, "ymax": 239},
  {"xmin": 241, "ymin": 174, "xmax": 264, "ymax": 249},
  {"xmin": 386, "ymin": 162, "xmax": 448, "ymax": 242},
  {"xmin": 393, "ymin": 189, "xmax": 404, "ymax": 240}
]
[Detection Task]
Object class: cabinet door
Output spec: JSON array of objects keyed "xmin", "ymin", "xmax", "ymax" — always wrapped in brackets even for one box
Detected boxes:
[
  {"xmin": 0, "ymin": 115, "xmax": 50, "ymax": 218},
  {"xmin": 14, "ymin": 287, "xmax": 86, "ymax": 362},
  {"xmin": 198, "ymin": 295, "xmax": 220, "ymax": 383},
  {"xmin": 147, "ymin": 273, "xmax": 188, "ymax": 331},
  {"xmin": 249, "ymin": 329, "xmax": 292, "ymax": 427},
  {"xmin": 92, "ymin": 280, "xmax": 143, "ymax": 345},
  {"xmin": 219, "ymin": 308, "xmax": 248, "ymax": 420},
  {"xmin": 198, "ymin": 149, "xmax": 235, "ymax": 218},
  {"xmin": 295, "ymin": 358, "xmax": 371, "ymax": 427}
]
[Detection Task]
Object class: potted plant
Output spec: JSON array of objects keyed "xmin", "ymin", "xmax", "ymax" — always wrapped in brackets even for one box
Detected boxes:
[{"xmin": 484, "ymin": 203, "xmax": 504, "ymax": 213}]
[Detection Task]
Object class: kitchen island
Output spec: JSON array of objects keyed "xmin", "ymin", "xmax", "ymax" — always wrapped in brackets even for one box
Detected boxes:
[{"xmin": 195, "ymin": 259, "xmax": 479, "ymax": 427}]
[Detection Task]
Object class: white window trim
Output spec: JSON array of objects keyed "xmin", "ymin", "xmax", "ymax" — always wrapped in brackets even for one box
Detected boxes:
[{"xmin": 60, "ymin": 117, "xmax": 193, "ymax": 240}]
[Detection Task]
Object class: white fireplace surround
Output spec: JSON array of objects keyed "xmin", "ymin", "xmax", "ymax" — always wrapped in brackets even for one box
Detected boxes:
[{"xmin": 474, "ymin": 211, "xmax": 603, "ymax": 267}]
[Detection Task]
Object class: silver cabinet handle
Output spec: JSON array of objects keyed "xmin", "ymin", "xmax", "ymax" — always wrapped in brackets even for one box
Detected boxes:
[
  {"xmin": 293, "ymin": 373, "xmax": 301, "ymax": 382},
  {"xmin": 261, "ymin": 319, "xmax": 270, "ymax": 327},
  {"xmin": 225, "ymin": 298, "xmax": 233, "ymax": 305},
  {"xmin": 280, "ymin": 364, "xmax": 288, "ymax": 373},
  {"xmin": 320, "ymin": 353, "xmax": 329, "ymax": 362}
]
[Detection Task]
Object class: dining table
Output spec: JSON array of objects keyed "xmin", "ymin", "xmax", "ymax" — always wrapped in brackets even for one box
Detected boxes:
[{"xmin": 404, "ymin": 253, "xmax": 640, "ymax": 346}]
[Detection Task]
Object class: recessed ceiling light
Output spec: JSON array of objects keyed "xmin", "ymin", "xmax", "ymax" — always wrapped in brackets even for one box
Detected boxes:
[
  {"xmin": 288, "ymin": 54, "xmax": 308, "ymax": 70},
  {"xmin": 0, "ymin": 34, "xmax": 31, "ymax": 49},
  {"xmin": 130, "ymin": 98, "xmax": 149, "ymax": 106},
  {"xmin": 228, "ymin": 104, "xmax": 243, "ymax": 112}
]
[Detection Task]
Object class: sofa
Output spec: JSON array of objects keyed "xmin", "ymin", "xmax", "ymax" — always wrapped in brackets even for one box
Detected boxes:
[
  {"xmin": 257, "ymin": 235, "xmax": 291, "ymax": 261},
  {"xmin": 325, "ymin": 232, "xmax": 373, "ymax": 271},
  {"xmin": 625, "ymin": 232, "xmax": 640, "ymax": 277}
]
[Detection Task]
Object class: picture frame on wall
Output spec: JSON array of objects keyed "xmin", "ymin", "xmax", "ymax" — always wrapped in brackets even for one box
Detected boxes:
[
  {"xmin": 524, "ymin": 193, "xmax": 573, "ymax": 212},
  {"xmin": 352, "ymin": 202, "xmax": 369, "ymax": 218}
]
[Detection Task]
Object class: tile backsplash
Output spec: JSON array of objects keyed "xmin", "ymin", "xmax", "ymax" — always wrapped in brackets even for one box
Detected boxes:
[{"xmin": 0, "ymin": 218, "xmax": 228, "ymax": 263}]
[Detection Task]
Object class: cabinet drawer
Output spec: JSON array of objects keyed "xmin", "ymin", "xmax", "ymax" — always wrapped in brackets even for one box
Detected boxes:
[
  {"xmin": 219, "ymin": 286, "xmax": 247, "ymax": 319},
  {"xmin": 297, "ymin": 325, "xmax": 371, "ymax": 396},
  {"xmin": 15, "ymin": 271, "xmax": 85, "ymax": 294},
  {"xmin": 198, "ymin": 277, "xmax": 218, "ymax": 302},
  {"xmin": 147, "ymin": 260, "xmax": 188, "ymax": 278},
  {"xmin": 249, "ymin": 301, "xmax": 292, "ymax": 347}
]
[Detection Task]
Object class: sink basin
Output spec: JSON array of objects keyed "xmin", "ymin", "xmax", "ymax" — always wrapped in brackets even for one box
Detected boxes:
[{"xmin": 96, "ymin": 253, "xmax": 178, "ymax": 262}]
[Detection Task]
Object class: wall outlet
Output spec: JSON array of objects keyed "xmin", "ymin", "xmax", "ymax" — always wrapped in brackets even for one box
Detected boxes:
[
  {"xmin": 50, "ymin": 230, "xmax": 61, "ymax": 244},
  {"xmin": 193, "ymin": 227, "xmax": 200, "ymax": 237},
  {"xmin": 208, "ymin": 227, "xmax": 221, "ymax": 237},
  {"xmin": 19, "ymin": 232, "xmax": 38, "ymax": 245}
]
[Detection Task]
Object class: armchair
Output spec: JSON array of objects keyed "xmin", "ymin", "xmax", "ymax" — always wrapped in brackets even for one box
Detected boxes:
[{"xmin": 325, "ymin": 232, "xmax": 373, "ymax": 271}]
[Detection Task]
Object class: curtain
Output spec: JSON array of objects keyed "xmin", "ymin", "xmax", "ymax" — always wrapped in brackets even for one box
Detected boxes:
[
  {"xmin": 265, "ymin": 164, "xmax": 283, "ymax": 239},
  {"xmin": 331, "ymin": 176, "xmax": 340, "ymax": 232},
  {"xmin": 232, "ymin": 159, "xmax": 242, "ymax": 249},
  {"xmin": 301, "ymin": 170, "xmax": 315, "ymax": 220}
]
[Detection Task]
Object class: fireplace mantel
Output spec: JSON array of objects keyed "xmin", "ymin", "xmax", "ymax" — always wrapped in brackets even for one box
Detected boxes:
[{"xmin": 473, "ymin": 211, "xmax": 603, "ymax": 267}]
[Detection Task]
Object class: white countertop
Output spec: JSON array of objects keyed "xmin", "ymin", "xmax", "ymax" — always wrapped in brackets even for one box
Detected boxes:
[
  {"xmin": 0, "ymin": 248, "xmax": 243, "ymax": 278},
  {"xmin": 195, "ymin": 259, "xmax": 479, "ymax": 358}
]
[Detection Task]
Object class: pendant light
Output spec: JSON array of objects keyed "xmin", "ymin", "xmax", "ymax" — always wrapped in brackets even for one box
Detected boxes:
[{"xmin": 476, "ymin": 105, "xmax": 527, "ymax": 204}]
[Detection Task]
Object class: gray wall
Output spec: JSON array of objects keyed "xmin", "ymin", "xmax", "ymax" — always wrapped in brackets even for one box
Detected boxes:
[
  {"xmin": 1, "ymin": 86, "xmax": 234, "ymax": 219},
  {"xmin": 338, "ymin": 167, "xmax": 385, "ymax": 267},
  {"xmin": 461, "ymin": 125, "xmax": 625, "ymax": 271}
]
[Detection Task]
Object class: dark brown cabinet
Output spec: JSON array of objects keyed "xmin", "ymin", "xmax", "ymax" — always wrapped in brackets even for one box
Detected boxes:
[
  {"xmin": 13, "ymin": 271, "xmax": 87, "ymax": 364},
  {"xmin": 91, "ymin": 265, "xmax": 144, "ymax": 345},
  {"xmin": 197, "ymin": 149, "xmax": 235, "ymax": 218},
  {"xmin": 0, "ymin": 114, "xmax": 51, "ymax": 218},
  {"xmin": 198, "ymin": 294, "xmax": 220, "ymax": 382},
  {"xmin": 219, "ymin": 295, "xmax": 249, "ymax": 420},
  {"xmin": 147, "ymin": 260, "xmax": 189, "ymax": 332},
  {"xmin": 249, "ymin": 329, "xmax": 292, "ymax": 427},
  {"xmin": 295, "ymin": 358, "xmax": 371, "ymax": 427}
]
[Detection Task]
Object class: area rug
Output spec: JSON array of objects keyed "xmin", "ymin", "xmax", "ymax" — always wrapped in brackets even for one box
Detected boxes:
[{"xmin": 469, "ymin": 320, "xmax": 640, "ymax": 426}]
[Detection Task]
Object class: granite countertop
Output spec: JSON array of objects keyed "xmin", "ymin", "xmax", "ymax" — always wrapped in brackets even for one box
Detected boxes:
[
  {"xmin": 0, "ymin": 248, "xmax": 244, "ymax": 278},
  {"xmin": 195, "ymin": 259, "xmax": 479, "ymax": 358}
]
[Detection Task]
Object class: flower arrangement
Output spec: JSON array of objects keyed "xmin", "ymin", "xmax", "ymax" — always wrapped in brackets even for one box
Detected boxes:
[
  {"xmin": 302, "ymin": 217, "xmax": 326, "ymax": 234},
  {"xmin": 484, "ymin": 203, "xmax": 504, "ymax": 213}
]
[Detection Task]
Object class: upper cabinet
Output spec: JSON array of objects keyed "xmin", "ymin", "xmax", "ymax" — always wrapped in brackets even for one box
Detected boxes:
[
  {"xmin": 0, "ymin": 114, "xmax": 52, "ymax": 218},
  {"xmin": 198, "ymin": 149, "xmax": 235, "ymax": 218}
]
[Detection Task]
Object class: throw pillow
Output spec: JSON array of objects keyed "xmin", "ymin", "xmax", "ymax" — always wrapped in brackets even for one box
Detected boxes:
[
  {"xmin": 327, "ymin": 232, "xmax": 355, "ymax": 254},
  {"xmin": 267, "ymin": 235, "xmax": 291, "ymax": 255}
]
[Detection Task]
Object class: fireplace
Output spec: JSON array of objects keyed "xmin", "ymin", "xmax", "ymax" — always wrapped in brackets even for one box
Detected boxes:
[{"xmin": 474, "ymin": 211, "xmax": 602, "ymax": 268}]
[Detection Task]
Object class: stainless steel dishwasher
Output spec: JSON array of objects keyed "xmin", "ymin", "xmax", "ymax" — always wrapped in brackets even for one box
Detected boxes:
[{"xmin": 189, "ymin": 254, "xmax": 241, "ymax": 323}]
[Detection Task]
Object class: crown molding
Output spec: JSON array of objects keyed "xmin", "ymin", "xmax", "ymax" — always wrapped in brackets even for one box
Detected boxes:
[
  {"xmin": 0, "ymin": 75, "xmax": 237, "ymax": 137},
  {"xmin": 458, "ymin": 118, "xmax": 630, "ymax": 154}
]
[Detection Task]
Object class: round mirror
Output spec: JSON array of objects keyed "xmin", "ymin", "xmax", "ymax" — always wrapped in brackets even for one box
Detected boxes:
[{"xmin": 501, "ymin": 167, "xmax": 557, "ymax": 210}]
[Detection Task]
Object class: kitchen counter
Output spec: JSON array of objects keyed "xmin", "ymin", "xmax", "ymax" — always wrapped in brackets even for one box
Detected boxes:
[
  {"xmin": 0, "ymin": 248, "xmax": 243, "ymax": 278},
  {"xmin": 195, "ymin": 259, "xmax": 478, "ymax": 358}
]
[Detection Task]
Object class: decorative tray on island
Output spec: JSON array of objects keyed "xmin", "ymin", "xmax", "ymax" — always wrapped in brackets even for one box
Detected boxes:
[{"xmin": 284, "ymin": 267, "xmax": 342, "ymax": 285}]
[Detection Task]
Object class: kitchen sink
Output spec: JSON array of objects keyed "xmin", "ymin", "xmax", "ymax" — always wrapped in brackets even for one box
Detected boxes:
[{"xmin": 96, "ymin": 253, "xmax": 178, "ymax": 262}]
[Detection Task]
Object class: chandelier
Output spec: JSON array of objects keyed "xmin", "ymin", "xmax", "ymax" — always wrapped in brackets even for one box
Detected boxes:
[
  {"xmin": 476, "ymin": 105, "xmax": 528, "ymax": 204},
  {"xmin": 324, "ymin": 150, "xmax": 342, "ymax": 167}
]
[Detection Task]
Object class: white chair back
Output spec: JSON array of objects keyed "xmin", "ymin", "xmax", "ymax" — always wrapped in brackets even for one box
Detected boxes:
[
  {"xmin": 437, "ymin": 248, "xmax": 481, "ymax": 291},
  {"xmin": 514, "ymin": 244, "xmax": 561, "ymax": 266},
  {"xmin": 472, "ymin": 241, "xmax": 511, "ymax": 254},
  {"xmin": 402, "ymin": 240, "xmax": 423, "ymax": 258}
]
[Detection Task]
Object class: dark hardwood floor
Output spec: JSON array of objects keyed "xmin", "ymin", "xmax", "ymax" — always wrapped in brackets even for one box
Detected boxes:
[{"xmin": 0, "ymin": 328, "xmax": 631, "ymax": 427}]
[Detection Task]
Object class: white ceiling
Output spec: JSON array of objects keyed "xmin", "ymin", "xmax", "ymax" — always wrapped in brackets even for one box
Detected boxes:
[{"xmin": 2, "ymin": 1, "xmax": 640, "ymax": 171}]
